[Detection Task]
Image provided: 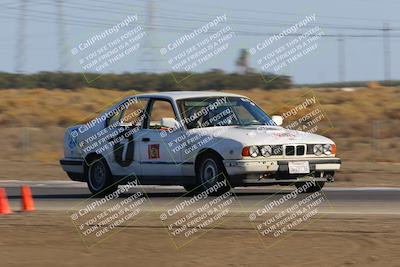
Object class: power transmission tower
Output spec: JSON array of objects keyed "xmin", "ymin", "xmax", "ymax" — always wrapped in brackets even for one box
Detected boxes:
[
  {"xmin": 382, "ymin": 23, "xmax": 391, "ymax": 83},
  {"xmin": 56, "ymin": 0, "xmax": 67, "ymax": 71},
  {"xmin": 337, "ymin": 34, "xmax": 345, "ymax": 82},
  {"xmin": 15, "ymin": 0, "xmax": 27, "ymax": 73}
]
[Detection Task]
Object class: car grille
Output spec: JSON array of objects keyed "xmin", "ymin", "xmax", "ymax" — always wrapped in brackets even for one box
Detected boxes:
[
  {"xmin": 271, "ymin": 145, "xmax": 283, "ymax": 155},
  {"xmin": 284, "ymin": 145, "xmax": 306, "ymax": 156},
  {"xmin": 306, "ymin": 144, "xmax": 314, "ymax": 155},
  {"xmin": 296, "ymin": 145, "xmax": 305, "ymax": 155},
  {"xmin": 285, "ymin": 146, "xmax": 295, "ymax": 156}
]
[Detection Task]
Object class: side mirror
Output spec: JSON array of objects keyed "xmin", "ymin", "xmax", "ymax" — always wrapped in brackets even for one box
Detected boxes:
[
  {"xmin": 161, "ymin": 117, "xmax": 179, "ymax": 129},
  {"xmin": 272, "ymin": 115, "xmax": 283, "ymax": 126}
]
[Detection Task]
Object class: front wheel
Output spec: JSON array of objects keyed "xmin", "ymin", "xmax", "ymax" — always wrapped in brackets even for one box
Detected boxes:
[
  {"xmin": 196, "ymin": 153, "xmax": 230, "ymax": 195},
  {"xmin": 87, "ymin": 159, "xmax": 117, "ymax": 195}
]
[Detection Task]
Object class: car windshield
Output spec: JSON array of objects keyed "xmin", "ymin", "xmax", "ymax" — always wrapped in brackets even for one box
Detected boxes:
[{"xmin": 176, "ymin": 96, "xmax": 276, "ymax": 129}]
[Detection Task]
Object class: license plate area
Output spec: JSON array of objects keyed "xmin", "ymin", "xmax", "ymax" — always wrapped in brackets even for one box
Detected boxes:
[{"xmin": 288, "ymin": 161, "xmax": 310, "ymax": 174}]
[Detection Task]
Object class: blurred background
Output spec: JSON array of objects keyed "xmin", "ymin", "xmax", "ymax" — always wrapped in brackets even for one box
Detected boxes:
[{"xmin": 0, "ymin": 0, "xmax": 399, "ymax": 186}]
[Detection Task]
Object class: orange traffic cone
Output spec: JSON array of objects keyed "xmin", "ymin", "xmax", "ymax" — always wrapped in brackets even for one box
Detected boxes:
[
  {"xmin": 0, "ymin": 188, "xmax": 13, "ymax": 215},
  {"xmin": 21, "ymin": 185, "xmax": 35, "ymax": 212}
]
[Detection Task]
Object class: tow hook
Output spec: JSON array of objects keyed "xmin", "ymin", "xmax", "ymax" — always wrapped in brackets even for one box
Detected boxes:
[{"xmin": 326, "ymin": 174, "xmax": 334, "ymax": 182}]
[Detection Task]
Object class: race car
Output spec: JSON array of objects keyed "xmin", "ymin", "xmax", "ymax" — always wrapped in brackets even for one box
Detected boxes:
[{"xmin": 60, "ymin": 91, "xmax": 341, "ymax": 195}]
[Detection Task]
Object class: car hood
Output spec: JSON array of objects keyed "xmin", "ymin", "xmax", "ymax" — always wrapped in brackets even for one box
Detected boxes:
[{"xmin": 189, "ymin": 125, "xmax": 333, "ymax": 146}]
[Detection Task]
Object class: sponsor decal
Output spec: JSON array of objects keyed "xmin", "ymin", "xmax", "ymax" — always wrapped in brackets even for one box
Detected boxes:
[
  {"xmin": 273, "ymin": 132, "xmax": 297, "ymax": 139},
  {"xmin": 148, "ymin": 144, "xmax": 160, "ymax": 159}
]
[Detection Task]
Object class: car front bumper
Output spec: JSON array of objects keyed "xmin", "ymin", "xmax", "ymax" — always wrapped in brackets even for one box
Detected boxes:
[{"xmin": 223, "ymin": 157, "xmax": 341, "ymax": 185}]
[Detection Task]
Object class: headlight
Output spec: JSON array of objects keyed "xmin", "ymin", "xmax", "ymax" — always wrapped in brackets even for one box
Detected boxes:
[
  {"xmin": 260, "ymin": 145, "xmax": 272, "ymax": 157},
  {"xmin": 323, "ymin": 144, "xmax": 332, "ymax": 155},
  {"xmin": 249, "ymin": 146, "xmax": 259, "ymax": 157},
  {"xmin": 313, "ymin": 144, "xmax": 323, "ymax": 156},
  {"xmin": 323, "ymin": 144, "xmax": 336, "ymax": 155}
]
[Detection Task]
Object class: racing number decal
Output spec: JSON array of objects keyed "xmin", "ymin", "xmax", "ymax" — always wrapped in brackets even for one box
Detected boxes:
[{"xmin": 148, "ymin": 144, "xmax": 160, "ymax": 159}]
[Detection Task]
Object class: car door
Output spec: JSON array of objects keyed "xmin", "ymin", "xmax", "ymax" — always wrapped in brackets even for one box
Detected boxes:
[
  {"xmin": 104, "ymin": 97, "xmax": 149, "ymax": 178},
  {"xmin": 138, "ymin": 98, "xmax": 184, "ymax": 180}
]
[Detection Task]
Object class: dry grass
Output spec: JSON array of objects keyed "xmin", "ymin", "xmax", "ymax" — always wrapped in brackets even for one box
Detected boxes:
[
  {"xmin": 0, "ymin": 86, "xmax": 398, "ymax": 169},
  {"xmin": 0, "ymin": 88, "xmax": 136, "ymax": 127},
  {"xmin": 1, "ymin": 87, "xmax": 399, "ymax": 134}
]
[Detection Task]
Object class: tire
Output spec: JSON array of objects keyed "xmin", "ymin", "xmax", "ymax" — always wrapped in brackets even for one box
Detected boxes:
[
  {"xmin": 87, "ymin": 158, "xmax": 118, "ymax": 195},
  {"xmin": 196, "ymin": 153, "xmax": 230, "ymax": 195},
  {"xmin": 295, "ymin": 181, "xmax": 325, "ymax": 193}
]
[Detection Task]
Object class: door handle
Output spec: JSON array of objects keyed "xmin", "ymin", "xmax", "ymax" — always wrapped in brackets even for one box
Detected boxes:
[{"xmin": 142, "ymin": 137, "xmax": 150, "ymax": 142}]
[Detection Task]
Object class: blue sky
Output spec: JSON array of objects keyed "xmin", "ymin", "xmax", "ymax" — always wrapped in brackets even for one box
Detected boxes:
[{"xmin": 0, "ymin": 0, "xmax": 399, "ymax": 84}]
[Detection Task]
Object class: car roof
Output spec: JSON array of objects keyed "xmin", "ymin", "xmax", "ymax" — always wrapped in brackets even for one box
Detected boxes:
[{"xmin": 130, "ymin": 91, "xmax": 246, "ymax": 101}]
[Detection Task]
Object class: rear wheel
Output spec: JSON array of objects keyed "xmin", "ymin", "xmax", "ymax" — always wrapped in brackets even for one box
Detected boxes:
[
  {"xmin": 196, "ymin": 153, "xmax": 230, "ymax": 195},
  {"xmin": 87, "ymin": 158, "xmax": 118, "ymax": 195},
  {"xmin": 295, "ymin": 181, "xmax": 325, "ymax": 193}
]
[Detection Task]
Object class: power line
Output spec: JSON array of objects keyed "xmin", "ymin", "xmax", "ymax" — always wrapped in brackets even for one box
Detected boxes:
[
  {"xmin": 6, "ymin": 0, "xmax": 400, "ymax": 36},
  {"xmin": 158, "ymin": 0, "xmax": 400, "ymax": 24},
  {"xmin": 2, "ymin": 5, "xmax": 122, "ymax": 27},
  {"xmin": 2, "ymin": 0, "xmax": 398, "ymax": 83},
  {"xmin": 59, "ymin": 2, "xmax": 400, "ymax": 32},
  {"xmin": 4, "ymin": 11, "xmax": 400, "ymax": 40},
  {"xmin": 6, "ymin": 0, "xmax": 400, "ymax": 33}
]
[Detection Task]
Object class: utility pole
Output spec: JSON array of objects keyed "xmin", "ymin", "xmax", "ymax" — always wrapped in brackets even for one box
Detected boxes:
[
  {"xmin": 140, "ymin": 0, "xmax": 158, "ymax": 73},
  {"xmin": 15, "ymin": 0, "xmax": 27, "ymax": 73},
  {"xmin": 337, "ymin": 34, "xmax": 345, "ymax": 82},
  {"xmin": 56, "ymin": 0, "xmax": 67, "ymax": 71},
  {"xmin": 382, "ymin": 23, "xmax": 391, "ymax": 83}
]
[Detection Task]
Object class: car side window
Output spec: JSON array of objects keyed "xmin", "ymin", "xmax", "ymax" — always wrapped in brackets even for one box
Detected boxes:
[
  {"xmin": 147, "ymin": 100, "xmax": 176, "ymax": 130},
  {"xmin": 107, "ymin": 110, "xmax": 122, "ymax": 128},
  {"xmin": 120, "ymin": 98, "xmax": 149, "ymax": 127}
]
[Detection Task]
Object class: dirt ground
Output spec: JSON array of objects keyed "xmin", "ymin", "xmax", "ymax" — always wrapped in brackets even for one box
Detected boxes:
[{"xmin": 0, "ymin": 211, "xmax": 399, "ymax": 267}]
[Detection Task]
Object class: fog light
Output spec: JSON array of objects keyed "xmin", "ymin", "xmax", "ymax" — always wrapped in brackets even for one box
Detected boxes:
[
  {"xmin": 260, "ymin": 145, "xmax": 272, "ymax": 157},
  {"xmin": 249, "ymin": 146, "xmax": 259, "ymax": 158}
]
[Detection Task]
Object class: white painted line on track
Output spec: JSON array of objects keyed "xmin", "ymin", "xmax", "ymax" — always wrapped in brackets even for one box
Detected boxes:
[{"xmin": 1, "ymin": 180, "xmax": 400, "ymax": 191}]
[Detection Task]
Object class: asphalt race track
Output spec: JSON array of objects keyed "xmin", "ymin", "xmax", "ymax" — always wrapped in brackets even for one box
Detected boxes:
[{"xmin": 2, "ymin": 180, "xmax": 400, "ymax": 215}]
